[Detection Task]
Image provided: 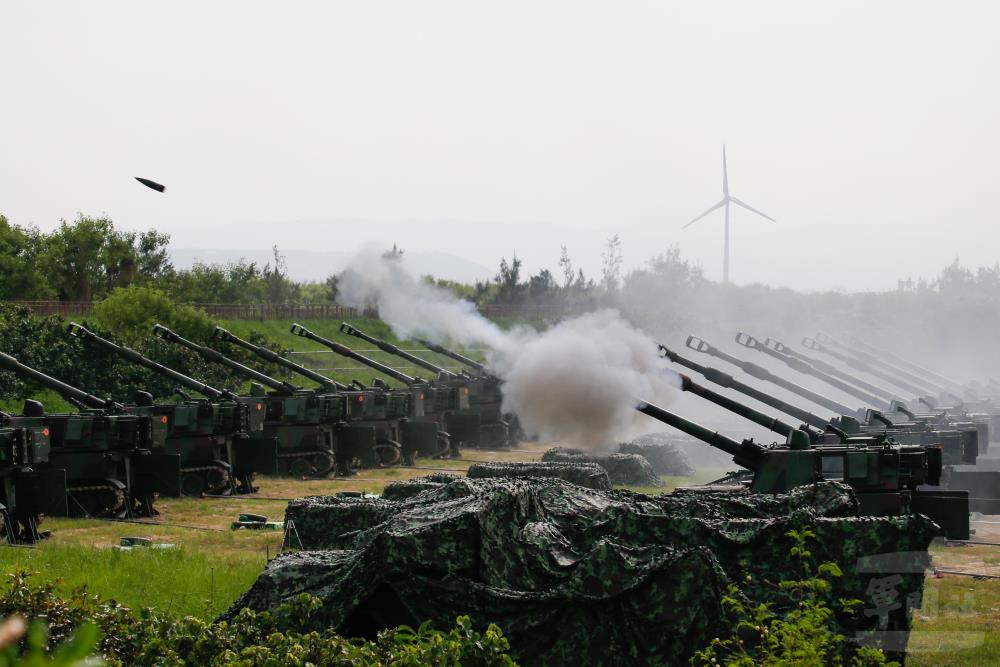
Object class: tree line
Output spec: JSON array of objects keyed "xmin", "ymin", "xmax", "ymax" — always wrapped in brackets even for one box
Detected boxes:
[{"xmin": 0, "ymin": 214, "xmax": 319, "ymax": 304}]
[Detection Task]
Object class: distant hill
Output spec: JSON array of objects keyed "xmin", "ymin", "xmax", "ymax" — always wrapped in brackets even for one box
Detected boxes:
[{"xmin": 169, "ymin": 248, "xmax": 495, "ymax": 284}]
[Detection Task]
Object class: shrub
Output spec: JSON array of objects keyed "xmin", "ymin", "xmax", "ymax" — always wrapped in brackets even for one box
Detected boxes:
[
  {"xmin": 91, "ymin": 286, "xmax": 213, "ymax": 345},
  {"xmin": 691, "ymin": 529, "xmax": 898, "ymax": 667},
  {"xmin": 0, "ymin": 572, "xmax": 516, "ymax": 667}
]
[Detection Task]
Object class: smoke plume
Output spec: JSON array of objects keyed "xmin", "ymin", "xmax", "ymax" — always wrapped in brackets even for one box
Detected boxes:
[{"xmin": 338, "ymin": 247, "xmax": 679, "ymax": 447}]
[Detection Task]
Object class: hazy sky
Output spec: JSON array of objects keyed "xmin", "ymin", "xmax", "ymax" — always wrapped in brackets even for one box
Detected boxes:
[{"xmin": 2, "ymin": 1, "xmax": 998, "ymax": 291}]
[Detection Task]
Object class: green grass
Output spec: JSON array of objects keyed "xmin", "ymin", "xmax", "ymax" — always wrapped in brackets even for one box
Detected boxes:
[
  {"xmin": 908, "ymin": 576, "xmax": 1000, "ymax": 666},
  {"xmin": 0, "ymin": 389, "xmax": 76, "ymax": 414},
  {"xmin": 0, "ymin": 544, "xmax": 263, "ymax": 618}
]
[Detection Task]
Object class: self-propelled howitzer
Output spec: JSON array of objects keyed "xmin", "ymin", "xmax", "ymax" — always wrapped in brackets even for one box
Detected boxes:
[
  {"xmin": 66, "ymin": 323, "xmax": 277, "ymax": 494},
  {"xmin": 635, "ymin": 398, "xmax": 969, "ymax": 539},
  {"xmin": 0, "ymin": 418, "xmax": 53, "ymax": 543},
  {"xmin": 211, "ymin": 326, "xmax": 431, "ymax": 472},
  {"xmin": 414, "ymin": 338, "xmax": 524, "ymax": 445},
  {"xmin": 0, "ymin": 351, "xmax": 178, "ymax": 518},
  {"xmin": 152, "ymin": 325, "xmax": 368, "ymax": 475},
  {"xmin": 288, "ymin": 323, "xmax": 449, "ymax": 462},
  {"xmin": 339, "ymin": 323, "xmax": 510, "ymax": 449}
]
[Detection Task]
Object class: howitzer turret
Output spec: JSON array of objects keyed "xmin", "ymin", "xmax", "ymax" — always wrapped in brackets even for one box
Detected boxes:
[
  {"xmin": 635, "ymin": 399, "xmax": 969, "ymax": 539},
  {"xmin": 685, "ymin": 336, "xmax": 861, "ymax": 417},
  {"xmin": 212, "ymin": 325, "xmax": 419, "ymax": 472},
  {"xmin": 154, "ymin": 324, "xmax": 379, "ymax": 476},
  {"xmin": 289, "ymin": 323, "xmax": 462, "ymax": 459},
  {"xmin": 67, "ymin": 323, "xmax": 280, "ymax": 494},
  {"xmin": 735, "ymin": 332, "xmax": 892, "ymax": 411},
  {"xmin": 0, "ymin": 419, "xmax": 54, "ymax": 543},
  {"xmin": 0, "ymin": 351, "xmax": 180, "ymax": 519},
  {"xmin": 339, "ymin": 323, "xmax": 509, "ymax": 449},
  {"xmin": 413, "ymin": 338, "xmax": 514, "ymax": 447}
]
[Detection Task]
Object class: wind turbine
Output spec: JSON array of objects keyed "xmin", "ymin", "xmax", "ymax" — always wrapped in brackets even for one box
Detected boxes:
[{"xmin": 683, "ymin": 146, "xmax": 775, "ymax": 283}]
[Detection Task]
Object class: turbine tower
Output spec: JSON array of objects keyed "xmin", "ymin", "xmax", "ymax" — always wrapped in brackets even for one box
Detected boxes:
[{"xmin": 683, "ymin": 146, "xmax": 776, "ymax": 283}]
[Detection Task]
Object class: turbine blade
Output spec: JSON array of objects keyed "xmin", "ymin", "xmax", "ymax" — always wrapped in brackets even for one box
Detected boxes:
[
  {"xmin": 682, "ymin": 198, "xmax": 727, "ymax": 228},
  {"xmin": 730, "ymin": 196, "xmax": 775, "ymax": 222},
  {"xmin": 722, "ymin": 145, "xmax": 729, "ymax": 196}
]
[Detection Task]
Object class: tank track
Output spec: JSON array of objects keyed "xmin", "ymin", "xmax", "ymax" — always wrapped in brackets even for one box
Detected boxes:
[
  {"xmin": 67, "ymin": 481, "xmax": 127, "ymax": 518},
  {"xmin": 180, "ymin": 463, "xmax": 232, "ymax": 496},
  {"xmin": 277, "ymin": 450, "xmax": 336, "ymax": 477}
]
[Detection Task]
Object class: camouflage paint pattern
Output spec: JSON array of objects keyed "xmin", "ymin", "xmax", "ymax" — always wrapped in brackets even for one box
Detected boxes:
[{"xmin": 227, "ymin": 478, "xmax": 937, "ymax": 665}]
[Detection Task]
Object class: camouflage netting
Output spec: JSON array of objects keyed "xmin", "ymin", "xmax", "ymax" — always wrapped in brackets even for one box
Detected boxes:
[
  {"xmin": 540, "ymin": 447, "xmax": 663, "ymax": 486},
  {"xmin": 230, "ymin": 478, "xmax": 937, "ymax": 665},
  {"xmin": 381, "ymin": 473, "xmax": 459, "ymax": 501},
  {"xmin": 466, "ymin": 461, "xmax": 611, "ymax": 490},
  {"xmin": 617, "ymin": 439, "xmax": 695, "ymax": 476}
]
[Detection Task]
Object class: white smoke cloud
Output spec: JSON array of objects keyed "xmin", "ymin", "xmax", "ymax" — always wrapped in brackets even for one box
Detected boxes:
[
  {"xmin": 338, "ymin": 244, "xmax": 510, "ymax": 349},
  {"xmin": 338, "ymin": 246, "xmax": 680, "ymax": 448}
]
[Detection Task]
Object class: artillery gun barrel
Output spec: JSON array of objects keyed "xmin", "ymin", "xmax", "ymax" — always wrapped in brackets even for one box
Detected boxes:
[
  {"xmin": 677, "ymin": 373, "xmax": 816, "ymax": 443},
  {"xmin": 68, "ymin": 322, "xmax": 231, "ymax": 401},
  {"xmin": 804, "ymin": 334, "xmax": 939, "ymax": 397},
  {"xmin": 415, "ymin": 338, "xmax": 487, "ymax": 375},
  {"xmin": 635, "ymin": 400, "xmax": 764, "ymax": 471},
  {"xmin": 735, "ymin": 332, "xmax": 891, "ymax": 411},
  {"xmin": 841, "ymin": 334, "xmax": 962, "ymax": 392},
  {"xmin": 152, "ymin": 325, "xmax": 297, "ymax": 393},
  {"xmin": 686, "ymin": 336, "xmax": 857, "ymax": 416},
  {"xmin": 0, "ymin": 350, "xmax": 116, "ymax": 410},
  {"xmin": 290, "ymin": 323, "xmax": 418, "ymax": 386},
  {"xmin": 658, "ymin": 344, "xmax": 831, "ymax": 430},
  {"xmin": 765, "ymin": 337, "xmax": 905, "ymax": 401},
  {"xmin": 845, "ymin": 336, "xmax": 962, "ymax": 389},
  {"xmin": 212, "ymin": 327, "xmax": 348, "ymax": 391},
  {"xmin": 340, "ymin": 323, "xmax": 457, "ymax": 379}
]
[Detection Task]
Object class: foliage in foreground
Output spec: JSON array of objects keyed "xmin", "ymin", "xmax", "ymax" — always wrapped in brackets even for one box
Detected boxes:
[
  {"xmin": 0, "ymin": 572, "xmax": 515, "ymax": 666},
  {"xmin": 691, "ymin": 528, "xmax": 898, "ymax": 667}
]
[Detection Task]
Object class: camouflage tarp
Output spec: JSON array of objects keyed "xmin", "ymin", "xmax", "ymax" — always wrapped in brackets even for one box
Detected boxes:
[
  {"xmin": 231, "ymin": 478, "xmax": 937, "ymax": 665},
  {"xmin": 617, "ymin": 439, "xmax": 695, "ymax": 476},
  {"xmin": 540, "ymin": 447, "xmax": 663, "ymax": 486},
  {"xmin": 382, "ymin": 473, "xmax": 459, "ymax": 501},
  {"xmin": 466, "ymin": 461, "xmax": 611, "ymax": 490}
]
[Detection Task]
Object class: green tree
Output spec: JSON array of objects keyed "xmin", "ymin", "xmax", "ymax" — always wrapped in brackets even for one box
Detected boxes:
[
  {"xmin": 600, "ymin": 234, "xmax": 623, "ymax": 291},
  {"xmin": 0, "ymin": 216, "xmax": 54, "ymax": 300},
  {"xmin": 37, "ymin": 215, "xmax": 170, "ymax": 301},
  {"xmin": 495, "ymin": 255, "xmax": 524, "ymax": 304}
]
